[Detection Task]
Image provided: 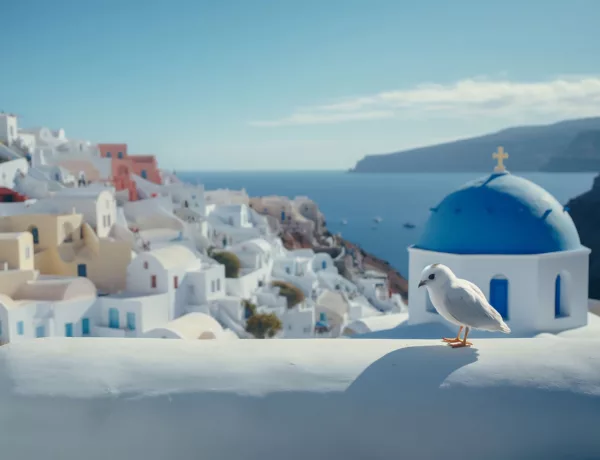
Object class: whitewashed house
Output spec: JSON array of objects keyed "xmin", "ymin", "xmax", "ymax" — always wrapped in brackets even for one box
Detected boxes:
[
  {"xmin": 37, "ymin": 188, "xmax": 117, "ymax": 238},
  {"xmin": 225, "ymin": 239, "xmax": 274, "ymax": 299},
  {"xmin": 94, "ymin": 292, "xmax": 171, "ymax": 338},
  {"xmin": 0, "ymin": 276, "xmax": 98, "ymax": 343}
]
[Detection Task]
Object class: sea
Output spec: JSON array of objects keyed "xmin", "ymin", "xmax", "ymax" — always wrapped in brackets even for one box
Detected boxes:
[{"xmin": 177, "ymin": 171, "xmax": 597, "ymax": 278}]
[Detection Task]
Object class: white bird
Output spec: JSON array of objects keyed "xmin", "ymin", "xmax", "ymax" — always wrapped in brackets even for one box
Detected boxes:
[{"xmin": 418, "ymin": 264, "xmax": 511, "ymax": 348}]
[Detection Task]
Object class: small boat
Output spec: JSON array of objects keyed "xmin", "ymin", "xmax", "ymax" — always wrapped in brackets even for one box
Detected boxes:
[
  {"xmin": 403, "ymin": 222, "xmax": 415, "ymax": 229},
  {"xmin": 341, "ymin": 219, "xmax": 348, "ymax": 225},
  {"xmin": 373, "ymin": 217, "xmax": 382, "ymax": 223}
]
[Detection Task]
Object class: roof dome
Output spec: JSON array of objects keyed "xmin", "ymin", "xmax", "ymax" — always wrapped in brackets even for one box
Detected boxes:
[{"xmin": 415, "ymin": 171, "xmax": 582, "ymax": 255}]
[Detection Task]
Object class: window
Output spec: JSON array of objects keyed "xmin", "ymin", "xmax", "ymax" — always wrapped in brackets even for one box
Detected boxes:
[
  {"xmin": 102, "ymin": 215, "xmax": 107, "ymax": 227},
  {"xmin": 143, "ymin": 261, "xmax": 149, "ymax": 269},
  {"xmin": 216, "ymin": 279, "xmax": 220, "ymax": 291},
  {"xmin": 29, "ymin": 226, "xmax": 39, "ymax": 244},
  {"xmin": 80, "ymin": 226, "xmax": 84, "ymax": 239},
  {"xmin": 82, "ymin": 318, "xmax": 90, "ymax": 335},
  {"xmin": 17, "ymin": 321, "xmax": 24, "ymax": 335},
  {"xmin": 490, "ymin": 276, "xmax": 509, "ymax": 320},
  {"xmin": 555, "ymin": 274, "xmax": 569, "ymax": 318},
  {"xmin": 126, "ymin": 312, "xmax": 136, "ymax": 331},
  {"xmin": 25, "ymin": 246, "xmax": 31, "ymax": 259},
  {"xmin": 106, "ymin": 152, "xmax": 111, "ymax": 158},
  {"xmin": 211, "ymin": 280, "xmax": 215, "ymax": 292},
  {"xmin": 118, "ymin": 152, "xmax": 123, "ymax": 159},
  {"xmin": 151, "ymin": 275, "xmax": 157, "ymax": 288},
  {"xmin": 107, "ymin": 215, "xmax": 111, "ymax": 226},
  {"xmin": 174, "ymin": 276, "xmax": 179, "ymax": 289},
  {"xmin": 65, "ymin": 323, "xmax": 74, "ymax": 337},
  {"xmin": 141, "ymin": 169, "xmax": 148, "ymax": 179}
]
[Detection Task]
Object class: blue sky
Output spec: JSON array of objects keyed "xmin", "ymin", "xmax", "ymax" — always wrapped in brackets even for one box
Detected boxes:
[{"xmin": 2, "ymin": 0, "xmax": 600, "ymax": 170}]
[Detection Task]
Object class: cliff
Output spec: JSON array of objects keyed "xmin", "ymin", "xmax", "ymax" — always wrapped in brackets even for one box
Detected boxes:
[
  {"xmin": 351, "ymin": 117, "xmax": 600, "ymax": 173},
  {"xmin": 566, "ymin": 175, "xmax": 600, "ymax": 299},
  {"xmin": 281, "ymin": 229, "xmax": 409, "ymax": 301}
]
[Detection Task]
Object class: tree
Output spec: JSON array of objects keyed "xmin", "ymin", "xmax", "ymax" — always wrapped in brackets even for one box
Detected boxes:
[
  {"xmin": 245, "ymin": 313, "xmax": 282, "ymax": 339},
  {"xmin": 272, "ymin": 281, "xmax": 305, "ymax": 308},
  {"xmin": 211, "ymin": 251, "xmax": 241, "ymax": 278}
]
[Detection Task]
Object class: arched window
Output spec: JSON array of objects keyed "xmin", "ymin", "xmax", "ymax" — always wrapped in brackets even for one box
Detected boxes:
[
  {"xmin": 490, "ymin": 275, "xmax": 509, "ymax": 320},
  {"xmin": 555, "ymin": 273, "xmax": 569, "ymax": 318}
]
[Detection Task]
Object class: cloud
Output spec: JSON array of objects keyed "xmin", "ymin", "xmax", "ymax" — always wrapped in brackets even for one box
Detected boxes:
[
  {"xmin": 249, "ymin": 76, "xmax": 600, "ymax": 127},
  {"xmin": 248, "ymin": 110, "xmax": 394, "ymax": 127}
]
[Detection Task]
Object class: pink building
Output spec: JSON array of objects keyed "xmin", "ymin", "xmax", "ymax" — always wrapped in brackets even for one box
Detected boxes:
[
  {"xmin": 97, "ymin": 143, "xmax": 138, "ymax": 201},
  {"xmin": 129, "ymin": 155, "xmax": 161, "ymax": 185}
]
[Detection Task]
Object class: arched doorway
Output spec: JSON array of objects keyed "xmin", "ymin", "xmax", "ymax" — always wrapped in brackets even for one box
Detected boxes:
[{"xmin": 490, "ymin": 275, "xmax": 509, "ymax": 320}]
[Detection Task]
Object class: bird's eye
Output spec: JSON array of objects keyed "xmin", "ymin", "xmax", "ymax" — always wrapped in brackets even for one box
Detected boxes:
[{"xmin": 428, "ymin": 274, "xmax": 435, "ymax": 280}]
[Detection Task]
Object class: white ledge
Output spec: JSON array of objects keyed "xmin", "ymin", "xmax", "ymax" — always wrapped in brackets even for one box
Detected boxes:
[{"xmin": 1, "ymin": 338, "xmax": 599, "ymax": 460}]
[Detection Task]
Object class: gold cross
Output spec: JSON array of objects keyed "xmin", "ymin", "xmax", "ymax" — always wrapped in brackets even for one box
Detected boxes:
[{"xmin": 492, "ymin": 146, "xmax": 509, "ymax": 172}]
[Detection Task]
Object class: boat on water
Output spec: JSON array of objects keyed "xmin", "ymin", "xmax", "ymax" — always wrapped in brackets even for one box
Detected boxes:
[
  {"xmin": 341, "ymin": 219, "xmax": 348, "ymax": 225},
  {"xmin": 373, "ymin": 217, "xmax": 382, "ymax": 223},
  {"xmin": 403, "ymin": 222, "xmax": 415, "ymax": 229}
]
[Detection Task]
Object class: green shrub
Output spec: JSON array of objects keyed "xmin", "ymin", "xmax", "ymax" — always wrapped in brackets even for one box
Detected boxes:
[
  {"xmin": 245, "ymin": 313, "xmax": 282, "ymax": 339},
  {"xmin": 272, "ymin": 281, "xmax": 305, "ymax": 308},
  {"xmin": 212, "ymin": 251, "xmax": 241, "ymax": 278}
]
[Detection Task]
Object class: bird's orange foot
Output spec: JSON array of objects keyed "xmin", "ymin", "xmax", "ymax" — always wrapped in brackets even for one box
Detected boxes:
[
  {"xmin": 449, "ymin": 341, "xmax": 473, "ymax": 348},
  {"xmin": 442, "ymin": 337, "xmax": 462, "ymax": 343}
]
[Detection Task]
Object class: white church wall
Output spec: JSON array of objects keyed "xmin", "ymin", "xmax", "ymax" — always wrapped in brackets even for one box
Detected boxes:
[{"xmin": 535, "ymin": 248, "xmax": 590, "ymax": 333}]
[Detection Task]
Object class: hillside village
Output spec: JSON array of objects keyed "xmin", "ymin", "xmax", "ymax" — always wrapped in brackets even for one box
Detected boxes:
[{"xmin": 0, "ymin": 112, "xmax": 404, "ymax": 343}]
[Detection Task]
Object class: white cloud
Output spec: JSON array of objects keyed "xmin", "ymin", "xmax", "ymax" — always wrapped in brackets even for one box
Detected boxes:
[{"xmin": 249, "ymin": 76, "xmax": 600, "ymax": 127}]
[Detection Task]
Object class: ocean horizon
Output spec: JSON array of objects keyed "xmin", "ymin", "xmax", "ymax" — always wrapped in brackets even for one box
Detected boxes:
[{"xmin": 178, "ymin": 171, "xmax": 597, "ymax": 277}]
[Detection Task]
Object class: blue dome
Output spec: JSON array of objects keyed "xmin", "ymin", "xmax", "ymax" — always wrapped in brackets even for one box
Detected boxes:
[{"xmin": 415, "ymin": 172, "xmax": 582, "ymax": 255}]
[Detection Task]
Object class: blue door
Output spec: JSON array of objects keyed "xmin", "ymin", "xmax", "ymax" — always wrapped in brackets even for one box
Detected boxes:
[
  {"xmin": 321, "ymin": 260, "xmax": 327, "ymax": 269},
  {"xmin": 36, "ymin": 325, "xmax": 45, "ymax": 338},
  {"xmin": 30, "ymin": 226, "xmax": 39, "ymax": 244},
  {"xmin": 490, "ymin": 278, "xmax": 509, "ymax": 320},
  {"xmin": 82, "ymin": 318, "xmax": 90, "ymax": 335},
  {"xmin": 281, "ymin": 211, "xmax": 286, "ymax": 222},
  {"xmin": 109, "ymin": 308, "xmax": 119, "ymax": 329},
  {"xmin": 77, "ymin": 263, "xmax": 87, "ymax": 277},
  {"xmin": 65, "ymin": 323, "xmax": 73, "ymax": 337},
  {"xmin": 141, "ymin": 169, "xmax": 147, "ymax": 179}
]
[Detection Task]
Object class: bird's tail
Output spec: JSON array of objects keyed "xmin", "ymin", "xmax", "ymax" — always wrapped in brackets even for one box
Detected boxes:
[{"xmin": 499, "ymin": 321, "xmax": 511, "ymax": 334}]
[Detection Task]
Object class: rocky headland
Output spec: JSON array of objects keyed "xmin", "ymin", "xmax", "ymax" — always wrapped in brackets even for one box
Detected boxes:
[{"xmin": 565, "ymin": 175, "xmax": 600, "ymax": 299}]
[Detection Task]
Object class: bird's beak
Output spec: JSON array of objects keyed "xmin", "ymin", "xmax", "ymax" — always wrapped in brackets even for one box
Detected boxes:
[{"xmin": 418, "ymin": 280, "xmax": 426, "ymax": 288}]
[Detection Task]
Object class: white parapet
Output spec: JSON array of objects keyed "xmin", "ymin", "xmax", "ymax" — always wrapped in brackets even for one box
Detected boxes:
[{"xmin": 0, "ymin": 338, "xmax": 599, "ymax": 460}]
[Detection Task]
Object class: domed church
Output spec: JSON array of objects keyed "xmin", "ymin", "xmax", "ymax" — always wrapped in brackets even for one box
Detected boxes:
[{"xmin": 408, "ymin": 147, "xmax": 591, "ymax": 335}]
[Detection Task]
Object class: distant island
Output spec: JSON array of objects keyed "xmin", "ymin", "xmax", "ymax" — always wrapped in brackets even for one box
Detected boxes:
[{"xmin": 350, "ymin": 117, "xmax": 600, "ymax": 173}]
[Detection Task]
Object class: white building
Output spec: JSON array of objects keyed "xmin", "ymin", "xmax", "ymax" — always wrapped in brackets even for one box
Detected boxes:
[
  {"xmin": 38, "ymin": 188, "xmax": 117, "ymax": 238},
  {"xmin": 408, "ymin": 152, "xmax": 591, "ymax": 337},
  {"xmin": 0, "ymin": 276, "xmax": 98, "ymax": 343},
  {"xmin": 0, "ymin": 113, "xmax": 18, "ymax": 146}
]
